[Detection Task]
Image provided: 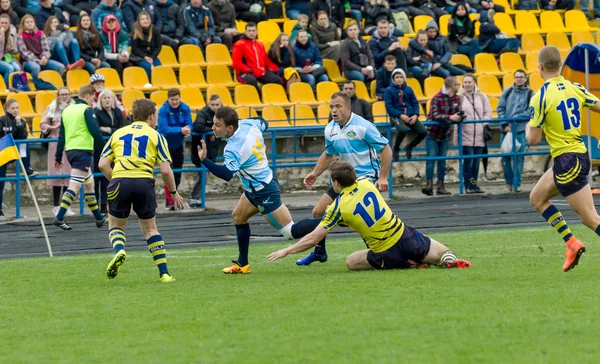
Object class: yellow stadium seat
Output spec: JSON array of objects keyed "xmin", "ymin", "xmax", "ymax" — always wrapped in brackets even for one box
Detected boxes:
[
  {"xmin": 7, "ymin": 92, "xmax": 37, "ymax": 119},
  {"xmin": 38, "ymin": 70, "xmax": 64, "ymax": 89},
  {"xmin": 477, "ymin": 74, "xmax": 503, "ymax": 98},
  {"xmin": 565, "ymin": 10, "xmax": 598, "ymax": 32},
  {"xmin": 424, "ymin": 77, "xmax": 444, "ymax": 98},
  {"xmin": 418, "ymin": 104, "xmax": 426, "ymax": 121},
  {"xmin": 494, "ymin": 12, "xmax": 520, "ymax": 36},
  {"xmin": 474, "ymin": 53, "xmax": 504, "ymax": 77},
  {"xmin": 370, "ymin": 79, "xmax": 377, "ymax": 100},
  {"xmin": 289, "ymin": 82, "xmax": 322, "ymax": 106},
  {"xmin": 425, "ymin": 99, "xmax": 432, "ymax": 115},
  {"xmin": 450, "ymin": 54, "xmax": 472, "ymax": 68},
  {"xmin": 525, "ymin": 51, "xmax": 539, "ymax": 73},
  {"xmin": 372, "ymin": 101, "xmax": 387, "ymax": 124},
  {"xmin": 262, "ymin": 83, "xmax": 293, "ymax": 108},
  {"xmin": 546, "ymin": 32, "xmax": 571, "ymax": 52},
  {"xmin": 540, "ymin": 11, "xmax": 571, "ymax": 33},
  {"xmin": 123, "ymin": 66, "xmax": 158, "ymax": 91},
  {"xmin": 178, "ymin": 44, "xmax": 207, "ymax": 68},
  {"xmin": 290, "ymin": 105, "xmax": 318, "ymax": 126},
  {"xmin": 261, "ymin": 106, "xmax": 290, "ymax": 127},
  {"xmin": 489, "ymin": 96, "xmax": 499, "ymax": 113},
  {"xmin": 206, "ymin": 43, "xmax": 232, "ymax": 66},
  {"xmin": 95, "ymin": 68, "xmax": 124, "ymax": 92},
  {"xmin": 500, "ymin": 52, "xmax": 526, "ymax": 74},
  {"xmin": 520, "ymin": 33, "xmax": 544, "ymax": 55},
  {"xmin": 316, "ymin": 81, "xmax": 339, "ymax": 103},
  {"xmin": 323, "ymin": 59, "xmax": 346, "ymax": 83},
  {"xmin": 439, "ymin": 14, "xmax": 450, "ymax": 36},
  {"xmin": 258, "ymin": 21, "xmax": 281, "ymax": 43},
  {"xmin": 236, "ymin": 20, "xmax": 247, "ymax": 34},
  {"xmin": 35, "ymin": 92, "xmax": 56, "ymax": 115},
  {"xmin": 502, "ymin": 73, "xmax": 514, "ymax": 89},
  {"xmin": 529, "ymin": 73, "xmax": 544, "ymax": 92},
  {"xmin": 179, "ymin": 65, "xmax": 209, "ymax": 89},
  {"xmin": 317, "ymin": 104, "xmax": 330, "ymax": 123},
  {"xmin": 399, "ymin": 37, "xmax": 409, "ymax": 50},
  {"xmin": 495, "ymin": 0, "xmax": 516, "ymax": 14},
  {"xmin": 66, "ymin": 69, "xmax": 89, "ymax": 93},
  {"xmin": 207, "ymin": 64, "xmax": 238, "ymax": 88},
  {"xmin": 406, "ymin": 77, "xmax": 428, "ymax": 102},
  {"xmin": 150, "ymin": 90, "xmax": 168, "ymax": 107},
  {"xmin": 121, "ymin": 89, "xmax": 145, "ymax": 113},
  {"xmin": 284, "ymin": 20, "xmax": 298, "ymax": 36},
  {"xmin": 151, "ymin": 66, "xmax": 180, "ymax": 90},
  {"xmin": 236, "ymin": 106, "xmax": 259, "ymax": 119},
  {"xmin": 353, "ymin": 80, "xmax": 376, "ymax": 103},
  {"xmin": 206, "ymin": 85, "xmax": 234, "ymax": 106},
  {"xmin": 413, "ymin": 15, "xmax": 433, "ymax": 32},
  {"xmin": 30, "ymin": 116, "xmax": 42, "ymax": 137},
  {"xmin": 515, "ymin": 11, "xmax": 544, "ymax": 34},
  {"xmin": 571, "ymin": 31, "xmax": 594, "ymax": 46},
  {"xmin": 0, "ymin": 76, "xmax": 7, "ymax": 97},
  {"xmin": 234, "ymin": 84, "xmax": 263, "ymax": 108},
  {"xmin": 180, "ymin": 87, "xmax": 206, "ymax": 110},
  {"xmin": 158, "ymin": 45, "xmax": 180, "ymax": 69}
]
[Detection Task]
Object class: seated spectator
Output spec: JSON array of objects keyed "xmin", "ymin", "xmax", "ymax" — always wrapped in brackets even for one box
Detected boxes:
[
  {"xmin": 342, "ymin": 80, "xmax": 372, "ymax": 121},
  {"xmin": 340, "ymin": 22, "xmax": 375, "ymax": 82},
  {"xmin": 406, "ymin": 30, "xmax": 433, "ymax": 79},
  {"xmin": 414, "ymin": 0, "xmax": 448, "ymax": 20},
  {"xmin": 454, "ymin": 74, "xmax": 491, "ymax": 194},
  {"xmin": 286, "ymin": 0, "xmax": 311, "ymax": 19},
  {"xmin": 0, "ymin": 14, "xmax": 21, "ymax": 84},
  {"xmin": 11, "ymin": 0, "xmax": 29, "ymax": 19},
  {"xmin": 424, "ymin": 20, "xmax": 466, "ymax": 77},
  {"xmin": 448, "ymin": 2, "xmax": 481, "ymax": 62},
  {"xmin": 268, "ymin": 33, "xmax": 300, "ymax": 92},
  {"xmin": 293, "ymin": 29, "xmax": 329, "ymax": 90},
  {"xmin": 99, "ymin": 14, "xmax": 131, "ymax": 79},
  {"xmin": 364, "ymin": 0, "xmax": 401, "ymax": 36},
  {"xmin": 76, "ymin": 14, "xmax": 110, "ymax": 75},
  {"xmin": 36, "ymin": 0, "xmax": 69, "ymax": 30},
  {"xmin": 540, "ymin": 0, "xmax": 574, "ymax": 10},
  {"xmin": 207, "ymin": 0, "xmax": 239, "ymax": 50},
  {"xmin": 290, "ymin": 14, "xmax": 312, "ymax": 43},
  {"xmin": 232, "ymin": 22, "xmax": 282, "ymax": 94},
  {"xmin": 471, "ymin": 0, "xmax": 504, "ymax": 13},
  {"xmin": 40, "ymin": 87, "xmax": 75, "ymax": 217},
  {"xmin": 375, "ymin": 54, "xmax": 396, "ymax": 99},
  {"xmin": 310, "ymin": 0, "xmax": 344, "ymax": 30},
  {"xmin": 368, "ymin": 19, "xmax": 406, "ymax": 71},
  {"xmin": 17, "ymin": 14, "xmax": 65, "ymax": 77},
  {"xmin": 183, "ymin": 0, "xmax": 222, "ymax": 52},
  {"xmin": 384, "ymin": 68, "xmax": 425, "ymax": 160},
  {"xmin": 478, "ymin": 9, "xmax": 519, "ymax": 54},
  {"xmin": 44, "ymin": 16, "xmax": 85, "ymax": 72},
  {"xmin": 0, "ymin": 0, "xmax": 18, "ymax": 27},
  {"xmin": 232, "ymin": 0, "xmax": 267, "ymax": 23},
  {"xmin": 122, "ymin": 0, "xmax": 161, "ymax": 34},
  {"xmin": 577, "ymin": 0, "xmax": 598, "ymax": 19},
  {"xmin": 90, "ymin": 73, "xmax": 126, "ymax": 116},
  {"xmin": 91, "ymin": 0, "xmax": 129, "ymax": 34},
  {"xmin": 389, "ymin": 0, "xmax": 429, "ymax": 16},
  {"xmin": 63, "ymin": 0, "xmax": 99, "ymax": 25},
  {"xmin": 310, "ymin": 10, "xmax": 341, "ymax": 62},
  {"xmin": 346, "ymin": 0, "xmax": 364, "ymax": 24},
  {"xmin": 130, "ymin": 11, "xmax": 162, "ymax": 80}
]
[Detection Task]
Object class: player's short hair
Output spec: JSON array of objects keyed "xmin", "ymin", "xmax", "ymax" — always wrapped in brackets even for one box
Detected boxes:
[
  {"xmin": 215, "ymin": 106, "xmax": 239, "ymax": 129},
  {"xmin": 246, "ymin": 22, "xmax": 257, "ymax": 30},
  {"xmin": 209, "ymin": 94, "xmax": 221, "ymax": 102},
  {"xmin": 384, "ymin": 54, "xmax": 396, "ymax": 63},
  {"xmin": 538, "ymin": 45, "xmax": 562, "ymax": 73},
  {"xmin": 78, "ymin": 85, "xmax": 95, "ymax": 99},
  {"xmin": 331, "ymin": 92, "xmax": 351, "ymax": 106},
  {"xmin": 330, "ymin": 161, "xmax": 357, "ymax": 188},
  {"xmin": 167, "ymin": 88, "xmax": 180, "ymax": 98},
  {"xmin": 132, "ymin": 98, "xmax": 157, "ymax": 122},
  {"xmin": 444, "ymin": 76, "xmax": 457, "ymax": 88}
]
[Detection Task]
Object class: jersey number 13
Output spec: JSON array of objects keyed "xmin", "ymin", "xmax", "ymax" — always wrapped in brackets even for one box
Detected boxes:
[{"xmin": 557, "ymin": 98, "xmax": 581, "ymax": 131}]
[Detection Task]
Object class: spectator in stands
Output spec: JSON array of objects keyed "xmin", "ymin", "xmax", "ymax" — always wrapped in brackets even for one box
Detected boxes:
[
  {"xmin": 232, "ymin": 22, "xmax": 282, "ymax": 94},
  {"xmin": 364, "ymin": 0, "xmax": 400, "ymax": 36},
  {"xmin": 310, "ymin": 10, "xmax": 341, "ymax": 62},
  {"xmin": 17, "ymin": 14, "xmax": 65, "ymax": 77},
  {"xmin": 122, "ymin": 0, "xmax": 161, "ymax": 34},
  {"xmin": 423, "ymin": 76, "xmax": 462, "ymax": 196},
  {"xmin": 389, "ymin": 0, "xmax": 429, "ymax": 17},
  {"xmin": 63, "ymin": 0, "xmax": 99, "ymax": 25},
  {"xmin": 424, "ymin": 20, "xmax": 465, "ymax": 77},
  {"xmin": 293, "ymin": 29, "xmax": 329, "ymax": 90},
  {"xmin": 232, "ymin": 0, "xmax": 267, "ymax": 23},
  {"xmin": 454, "ymin": 74, "xmax": 490, "ymax": 193},
  {"xmin": 368, "ymin": 19, "xmax": 406, "ymax": 71},
  {"xmin": 478, "ymin": 9, "xmax": 519, "ymax": 54},
  {"xmin": 41, "ymin": 87, "xmax": 75, "ymax": 217},
  {"xmin": 91, "ymin": 0, "xmax": 129, "ymax": 34},
  {"xmin": 156, "ymin": 0, "xmax": 187, "ymax": 48},
  {"xmin": 406, "ymin": 30, "xmax": 433, "ymax": 80},
  {"xmin": 540, "ymin": 0, "xmax": 575, "ymax": 10},
  {"xmin": 183, "ymin": 0, "xmax": 222, "ymax": 52},
  {"xmin": 342, "ymin": 80, "xmax": 373, "ymax": 121},
  {"xmin": 76, "ymin": 13, "xmax": 110, "ymax": 75},
  {"xmin": 340, "ymin": 22, "xmax": 375, "ymax": 82},
  {"xmin": 36, "ymin": 0, "xmax": 68, "ymax": 30},
  {"xmin": 268, "ymin": 33, "xmax": 300, "ymax": 92},
  {"xmin": 384, "ymin": 68, "xmax": 424, "ymax": 160},
  {"xmin": 447, "ymin": 2, "xmax": 481, "ymax": 62},
  {"xmin": 158, "ymin": 88, "xmax": 192, "ymax": 210},
  {"xmin": 0, "ymin": 14, "xmax": 21, "ymax": 84},
  {"xmin": 44, "ymin": 16, "xmax": 85, "ymax": 72},
  {"xmin": 414, "ymin": 0, "xmax": 448, "ymax": 20},
  {"xmin": 290, "ymin": 14, "xmax": 312, "ymax": 43},
  {"xmin": 130, "ymin": 11, "xmax": 162, "ymax": 80},
  {"xmin": 471, "ymin": 0, "xmax": 504, "ymax": 13},
  {"xmin": 497, "ymin": 69, "xmax": 533, "ymax": 193},
  {"xmin": 375, "ymin": 54, "xmax": 396, "ymax": 99},
  {"xmin": 310, "ymin": 0, "xmax": 345, "ymax": 30},
  {"xmin": 99, "ymin": 14, "xmax": 131, "ymax": 79},
  {"xmin": 578, "ymin": 0, "xmax": 599, "ymax": 20},
  {"xmin": 346, "ymin": 0, "xmax": 364, "ymax": 24},
  {"xmin": 0, "ymin": 0, "xmax": 18, "ymax": 27},
  {"xmin": 11, "ymin": 0, "xmax": 29, "ymax": 19},
  {"xmin": 90, "ymin": 73, "xmax": 126, "ymax": 115},
  {"xmin": 287, "ymin": 0, "xmax": 311, "ymax": 19},
  {"xmin": 207, "ymin": 0, "xmax": 239, "ymax": 50}
]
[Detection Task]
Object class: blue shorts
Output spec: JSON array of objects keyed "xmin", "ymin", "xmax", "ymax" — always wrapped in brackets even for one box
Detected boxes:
[
  {"xmin": 107, "ymin": 178, "xmax": 157, "ymax": 219},
  {"xmin": 66, "ymin": 150, "xmax": 93, "ymax": 173},
  {"xmin": 553, "ymin": 152, "xmax": 590, "ymax": 197},
  {"xmin": 244, "ymin": 178, "xmax": 283, "ymax": 215},
  {"xmin": 366, "ymin": 225, "xmax": 431, "ymax": 270}
]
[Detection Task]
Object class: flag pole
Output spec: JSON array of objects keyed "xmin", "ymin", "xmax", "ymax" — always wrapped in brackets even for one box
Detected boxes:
[{"xmin": 18, "ymin": 158, "xmax": 53, "ymax": 257}]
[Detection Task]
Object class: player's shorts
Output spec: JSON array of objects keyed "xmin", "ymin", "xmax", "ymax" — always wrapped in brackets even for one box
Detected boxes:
[
  {"xmin": 325, "ymin": 175, "xmax": 377, "ymax": 200},
  {"xmin": 553, "ymin": 152, "xmax": 590, "ymax": 197},
  {"xmin": 107, "ymin": 178, "xmax": 157, "ymax": 219},
  {"xmin": 367, "ymin": 225, "xmax": 431, "ymax": 270},
  {"xmin": 244, "ymin": 178, "xmax": 283, "ymax": 215},
  {"xmin": 66, "ymin": 150, "xmax": 93, "ymax": 173}
]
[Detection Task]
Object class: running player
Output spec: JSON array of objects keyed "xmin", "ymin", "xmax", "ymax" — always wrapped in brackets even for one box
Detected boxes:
[
  {"xmin": 267, "ymin": 161, "xmax": 472, "ymax": 270},
  {"xmin": 197, "ymin": 107, "xmax": 325, "ymax": 274},
  {"xmin": 527, "ymin": 45, "xmax": 600, "ymax": 272},
  {"xmin": 297, "ymin": 92, "xmax": 393, "ymax": 265},
  {"xmin": 98, "ymin": 99, "xmax": 183, "ymax": 283}
]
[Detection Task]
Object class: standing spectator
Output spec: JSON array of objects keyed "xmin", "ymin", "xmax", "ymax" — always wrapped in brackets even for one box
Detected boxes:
[
  {"xmin": 122, "ymin": 0, "xmax": 162, "ymax": 35},
  {"xmin": 389, "ymin": 0, "xmax": 429, "ymax": 16},
  {"xmin": 497, "ymin": 69, "xmax": 533, "ymax": 192},
  {"xmin": 90, "ymin": 73, "xmax": 126, "ymax": 116},
  {"xmin": 290, "ymin": 14, "xmax": 312, "ymax": 43},
  {"xmin": 36, "ymin": 0, "xmax": 69, "ymax": 30},
  {"xmin": 183, "ymin": 0, "xmax": 222, "ymax": 52},
  {"xmin": 207, "ymin": 0, "xmax": 239, "ymax": 50},
  {"xmin": 310, "ymin": 0, "xmax": 345, "ymax": 30},
  {"xmin": 43, "ymin": 16, "xmax": 85, "ymax": 72},
  {"xmin": 91, "ymin": 0, "xmax": 129, "ymax": 34},
  {"xmin": 364, "ymin": 0, "xmax": 398, "ymax": 35},
  {"xmin": 340, "ymin": 22, "xmax": 375, "ymax": 82},
  {"xmin": 287, "ymin": 0, "xmax": 311, "ymax": 19},
  {"xmin": 63, "ymin": 0, "xmax": 99, "ymax": 25},
  {"xmin": 40, "ymin": 87, "xmax": 76, "ymax": 217},
  {"xmin": 342, "ymin": 81, "xmax": 372, "ymax": 121},
  {"xmin": 310, "ymin": 10, "xmax": 341, "ymax": 62},
  {"xmin": 414, "ymin": 0, "xmax": 448, "ymax": 20},
  {"xmin": 0, "ymin": 14, "xmax": 21, "ymax": 85},
  {"xmin": 368, "ymin": 18, "xmax": 406, "ymax": 71},
  {"xmin": 76, "ymin": 13, "xmax": 110, "ymax": 75},
  {"xmin": 17, "ymin": 14, "xmax": 65, "ymax": 77},
  {"xmin": 232, "ymin": 22, "xmax": 282, "ymax": 94},
  {"xmin": 454, "ymin": 74, "xmax": 491, "ymax": 193},
  {"xmin": 541, "ymin": 0, "xmax": 574, "ymax": 10},
  {"xmin": 293, "ymin": 29, "xmax": 329, "ymax": 90},
  {"xmin": 157, "ymin": 88, "xmax": 192, "ymax": 210},
  {"xmin": 99, "ymin": 14, "xmax": 131, "ymax": 79},
  {"xmin": 478, "ymin": 9, "xmax": 519, "ymax": 54},
  {"xmin": 0, "ymin": 0, "xmax": 19, "ymax": 27},
  {"xmin": 268, "ymin": 33, "xmax": 300, "ymax": 92},
  {"xmin": 130, "ymin": 11, "xmax": 162, "ymax": 80},
  {"xmin": 384, "ymin": 68, "xmax": 425, "ymax": 160},
  {"xmin": 232, "ymin": 0, "xmax": 267, "ymax": 23},
  {"xmin": 447, "ymin": 2, "xmax": 481, "ymax": 63},
  {"xmin": 406, "ymin": 30, "xmax": 433, "ymax": 80},
  {"xmin": 422, "ymin": 76, "xmax": 462, "ymax": 196},
  {"xmin": 424, "ymin": 20, "xmax": 465, "ymax": 77},
  {"xmin": 375, "ymin": 54, "xmax": 396, "ymax": 99}
]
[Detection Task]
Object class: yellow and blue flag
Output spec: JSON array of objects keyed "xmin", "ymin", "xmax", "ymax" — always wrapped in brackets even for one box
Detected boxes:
[{"xmin": 0, "ymin": 134, "xmax": 20, "ymax": 167}]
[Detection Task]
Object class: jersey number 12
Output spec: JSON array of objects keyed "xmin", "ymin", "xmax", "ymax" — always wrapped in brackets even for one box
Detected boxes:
[
  {"xmin": 119, "ymin": 134, "xmax": 149, "ymax": 158},
  {"xmin": 352, "ymin": 191, "xmax": 386, "ymax": 227},
  {"xmin": 557, "ymin": 98, "xmax": 581, "ymax": 131}
]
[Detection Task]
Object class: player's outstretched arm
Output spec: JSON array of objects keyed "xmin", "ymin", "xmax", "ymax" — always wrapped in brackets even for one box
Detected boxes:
[
  {"xmin": 98, "ymin": 156, "xmax": 113, "ymax": 181},
  {"xmin": 160, "ymin": 162, "xmax": 184, "ymax": 210},
  {"xmin": 376, "ymin": 144, "xmax": 392, "ymax": 192},
  {"xmin": 267, "ymin": 227, "xmax": 329, "ymax": 261},
  {"xmin": 197, "ymin": 143, "xmax": 234, "ymax": 181}
]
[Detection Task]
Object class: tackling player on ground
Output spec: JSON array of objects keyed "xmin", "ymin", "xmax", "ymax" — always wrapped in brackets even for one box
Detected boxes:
[{"xmin": 527, "ymin": 45, "xmax": 600, "ymax": 271}]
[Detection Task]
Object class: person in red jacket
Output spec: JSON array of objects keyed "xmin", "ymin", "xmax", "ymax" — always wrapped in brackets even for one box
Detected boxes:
[{"xmin": 232, "ymin": 22, "xmax": 282, "ymax": 94}]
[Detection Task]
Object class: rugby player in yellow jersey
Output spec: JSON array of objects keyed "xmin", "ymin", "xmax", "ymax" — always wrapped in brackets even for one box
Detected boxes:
[
  {"xmin": 267, "ymin": 161, "xmax": 472, "ymax": 270},
  {"xmin": 98, "ymin": 99, "xmax": 184, "ymax": 283},
  {"xmin": 527, "ymin": 46, "xmax": 600, "ymax": 272}
]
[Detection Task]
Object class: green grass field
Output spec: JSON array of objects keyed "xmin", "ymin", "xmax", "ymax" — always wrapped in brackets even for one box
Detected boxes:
[{"xmin": 3, "ymin": 225, "xmax": 600, "ymax": 363}]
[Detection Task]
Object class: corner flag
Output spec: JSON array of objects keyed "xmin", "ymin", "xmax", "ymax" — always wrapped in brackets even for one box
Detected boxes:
[{"xmin": 0, "ymin": 134, "xmax": 20, "ymax": 166}]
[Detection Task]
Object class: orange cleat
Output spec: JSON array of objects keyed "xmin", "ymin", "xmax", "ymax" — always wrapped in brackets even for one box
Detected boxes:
[
  {"xmin": 444, "ymin": 259, "xmax": 473, "ymax": 269},
  {"xmin": 222, "ymin": 260, "xmax": 251, "ymax": 274},
  {"xmin": 563, "ymin": 237, "xmax": 585, "ymax": 272}
]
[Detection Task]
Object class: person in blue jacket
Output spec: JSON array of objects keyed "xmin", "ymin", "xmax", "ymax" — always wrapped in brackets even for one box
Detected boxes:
[
  {"xmin": 478, "ymin": 9, "xmax": 519, "ymax": 53},
  {"xmin": 182, "ymin": 0, "xmax": 222, "ymax": 52},
  {"xmin": 293, "ymin": 29, "xmax": 329, "ymax": 90}
]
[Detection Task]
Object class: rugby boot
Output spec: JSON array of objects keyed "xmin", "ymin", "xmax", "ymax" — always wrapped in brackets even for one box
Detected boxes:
[
  {"xmin": 296, "ymin": 251, "xmax": 328, "ymax": 266},
  {"xmin": 563, "ymin": 237, "xmax": 585, "ymax": 272},
  {"xmin": 159, "ymin": 274, "xmax": 176, "ymax": 283},
  {"xmin": 223, "ymin": 260, "xmax": 251, "ymax": 274},
  {"xmin": 443, "ymin": 259, "xmax": 473, "ymax": 268},
  {"xmin": 106, "ymin": 250, "xmax": 126, "ymax": 279}
]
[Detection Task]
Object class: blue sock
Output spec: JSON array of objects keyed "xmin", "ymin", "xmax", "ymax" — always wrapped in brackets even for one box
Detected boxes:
[
  {"xmin": 109, "ymin": 227, "xmax": 125, "ymax": 253},
  {"xmin": 291, "ymin": 218, "xmax": 326, "ymax": 255},
  {"xmin": 236, "ymin": 223, "xmax": 250, "ymax": 266},
  {"xmin": 56, "ymin": 189, "xmax": 76, "ymax": 220},
  {"xmin": 595, "ymin": 225, "xmax": 600, "ymax": 237},
  {"xmin": 85, "ymin": 192, "xmax": 104, "ymax": 220},
  {"xmin": 541, "ymin": 204, "xmax": 573, "ymax": 243},
  {"xmin": 147, "ymin": 234, "xmax": 169, "ymax": 276}
]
